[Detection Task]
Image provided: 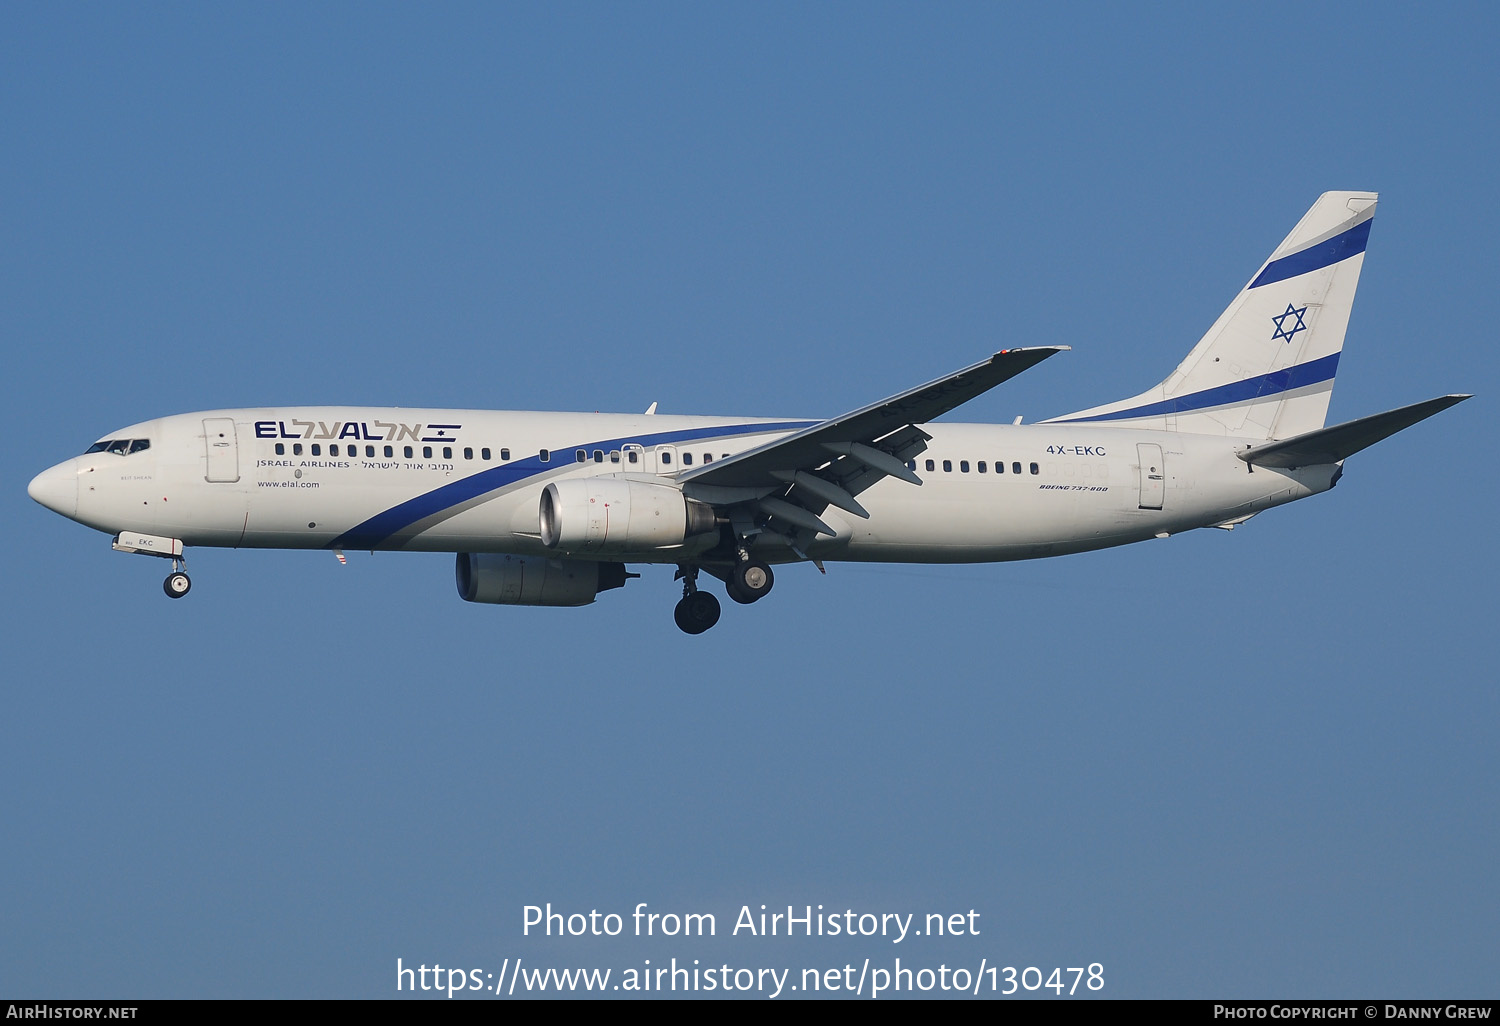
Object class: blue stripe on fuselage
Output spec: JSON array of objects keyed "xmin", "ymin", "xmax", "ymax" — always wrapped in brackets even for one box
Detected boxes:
[
  {"xmin": 1050, "ymin": 353, "xmax": 1340, "ymax": 424},
  {"xmin": 1249, "ymin": 218, "xmax": 1371, "ymax": 289},
  {"xmin": 329, "ymin": 420, "xmax": 818, "ymax": 549}
]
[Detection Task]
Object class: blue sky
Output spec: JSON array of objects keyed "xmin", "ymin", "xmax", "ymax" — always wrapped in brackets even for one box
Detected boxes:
[{"xmin": 4, "ymin": 3, "xmax": 1495, "ymax": 999}]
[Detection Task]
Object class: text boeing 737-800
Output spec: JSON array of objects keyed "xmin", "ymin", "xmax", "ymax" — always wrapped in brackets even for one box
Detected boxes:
[{"xmin": 28, "ymin": 193, "xmax": 1470, "ymax": 633}]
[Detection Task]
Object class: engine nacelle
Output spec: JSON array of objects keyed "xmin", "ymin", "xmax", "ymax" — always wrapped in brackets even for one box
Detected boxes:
[
  {"xmin": 539, "ymin": 478, "xmax": 715, "ymax": 552},
  {"xmin": 455, "ymin": 553, "xmax": 630, "ymax": 607}
]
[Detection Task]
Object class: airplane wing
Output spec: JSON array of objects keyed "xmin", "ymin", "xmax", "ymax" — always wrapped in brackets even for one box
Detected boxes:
[
  {"xmin": 1238, "ymin": 394, "xmax": 1471, "ymax": 469},
  {"xmin": 677, "ymin": 347, "xmax": 1067, "ymax": 539}
]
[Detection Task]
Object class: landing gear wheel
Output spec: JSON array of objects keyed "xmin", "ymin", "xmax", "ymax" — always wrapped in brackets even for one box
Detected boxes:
[
  {"xmin": 164, "ymin": 571, "xmax": 191, "ymax": 598},
  {"xmin": 730, "ymin": 560, "xmax": 774, "ymax": 604},
  {"xmin": 674, "ymin": 590, "xmax": 721, "ymax": 634}
]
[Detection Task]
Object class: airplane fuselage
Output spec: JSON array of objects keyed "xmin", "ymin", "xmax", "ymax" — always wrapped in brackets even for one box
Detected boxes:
[{"xmin": 38, "ymin": 406, "xmax": 1337, "ymax": 565}]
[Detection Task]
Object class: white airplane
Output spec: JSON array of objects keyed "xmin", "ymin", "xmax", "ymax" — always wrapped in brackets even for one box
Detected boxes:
[{"xmin": 29, "ymin": 192, "xmax": 1469, "ymax": 633}]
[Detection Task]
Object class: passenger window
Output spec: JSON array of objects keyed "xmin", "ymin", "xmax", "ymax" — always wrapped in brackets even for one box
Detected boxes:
[
  {"xmin": 275, "ymin": 443, "xmax": 285, "ymax": 456},
  {"xmin": 311, "ymin": 444, "xmax": 322, "ymax": 456},
  {"xmin": 978, "ymin": 461, "xmax": 987, "ymax": 473},
  {"xmin": 1030, "ymin": 462, "xmax": 1039, "ymax": 475},
  {"xmin": 1013, "ymin": 462, "xmax": 1022, "ymax": 475},
  {"xmin": 464, "ymin": 447, "xmax": 473, "ymax": 460},
  {"xmin": 996, "ymin": 460, "xmax": 1005, "ymax": 474},
  {"xmin": 661, "ymin": 451, "xmax": 672, "ymax": 465},
  {"xmin": 294, "ymin": 444, "xmax": 304, "ymax": 456},
  {"xmin": 443, "ymin": 446, "xmax": 452, "ymax": 459},
  {"xmin": 703, "ymin": 453, "xmax": 712, "ymax": 463},
  {"xmin": 943, "ymin": 460, "xmax": 952, "ymax": 472},
  {"xmin": 576, "ymin": 449, "xmax": 587, "ymax": 463},
  {"xmin": 481, "ymin": 448, "xmax": 491, "ymax": 461},
  {"xmin": 404, "ymin": 446, "xmax": 413, "ymax": 458},
  {"xmin": 500, "ymin": 448, "xmax": 510, "ymax": 461},
  {"xmin": 423, "ymin": 446, "xmax": 432, "ymax": 459},
  {"xmin": 366, "ymin": 445, "xmax": 375, "ymax": 457},
  {"xmin": 682, "ymin": 453, "xmax": 693, "ymax": 466},
  {"xmin": 330, "ymin": 444, "xmax": 339, "ymax": 456},
  {"xmin": 925, "ymin": 459, "xmax": 935, "ymax": 471},
  {"xmin": 539, "ymin": 449, "xmax": 550, "ymax": 462},
  {"xmin": 960, "ymin": 460, "xmax": 969, "ymax": 473},
  {"xmin": 593, "ymin": 450, "xmax": 604, "ymax": 463},
  {"xmin": 385, "ymin": 445, "xmax": 394, "ymax": 458},
  {"xmin": 611, "ymin": 450, "xmax": 621, "ymax": 463},
  {"xmin": 627, "ymin": 450, "xmax": 638, "ymax": 464}
]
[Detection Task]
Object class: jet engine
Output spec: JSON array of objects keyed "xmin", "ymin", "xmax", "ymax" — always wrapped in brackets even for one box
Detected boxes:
[
  {"xmin": 538, "ymin": 478, "xmax": 715, "ymax": 552},
  {"xmin": 455, "ymin": 553, "xmax": 631, "ymax": 607}
]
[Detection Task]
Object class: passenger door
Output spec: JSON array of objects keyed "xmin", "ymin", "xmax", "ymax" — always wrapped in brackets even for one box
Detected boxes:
[{"xmin": 203, "ymin": 418, "xmax": 240, "ymax": 483}]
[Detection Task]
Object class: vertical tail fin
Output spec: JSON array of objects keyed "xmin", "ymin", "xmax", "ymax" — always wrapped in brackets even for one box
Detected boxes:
[{"xmin": 1047, "ymin": 192, "xmax": 1377, "ymax": 440}]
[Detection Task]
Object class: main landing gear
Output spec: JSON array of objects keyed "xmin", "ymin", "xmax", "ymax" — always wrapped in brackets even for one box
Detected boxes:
[
  {"xmin": 163, "ymin": 558, "xmax": 191, "ymax": 599},
  {"xmin": 673, "ymin": 555, "xmax": 776, "ymax": 634},
  {"xmin": 673, "ymin": 567, "xmax": 720, "ymax": 635},
  {"xmin": 727, "ymin": 559, "xmax": 774, "ymax": 604}
]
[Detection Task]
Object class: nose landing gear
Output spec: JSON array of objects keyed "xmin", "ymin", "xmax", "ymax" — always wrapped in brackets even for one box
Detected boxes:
[
  {"xmin": 111, "ymin": 533, "xmax": 193, "ymax": 599},
  {"xmin": 163, "ymin": 555, "xmax": 191, "ymax": 599}
]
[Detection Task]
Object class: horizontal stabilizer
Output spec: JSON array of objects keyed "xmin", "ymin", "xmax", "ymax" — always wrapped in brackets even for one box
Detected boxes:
[{"xmin": 1237, "ymin": 394, "xmax": 1471, "ymax": 468}]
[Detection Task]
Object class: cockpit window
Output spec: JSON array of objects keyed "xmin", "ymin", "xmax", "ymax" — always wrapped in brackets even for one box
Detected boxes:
[{"xmin": 84, "ymin": 438, "xmax": 150, "ymax": 456}]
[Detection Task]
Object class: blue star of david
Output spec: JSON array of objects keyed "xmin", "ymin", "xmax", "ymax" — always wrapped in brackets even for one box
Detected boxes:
[{"xmin": 1271, "ymin": 303, "xmax": 1309, "ymax": 344}]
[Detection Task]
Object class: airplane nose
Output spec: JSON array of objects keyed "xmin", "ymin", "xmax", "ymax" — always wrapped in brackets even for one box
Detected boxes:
[{"xmin": 28, "ymin": 461, "xmax": 78, "ymax": 518}]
